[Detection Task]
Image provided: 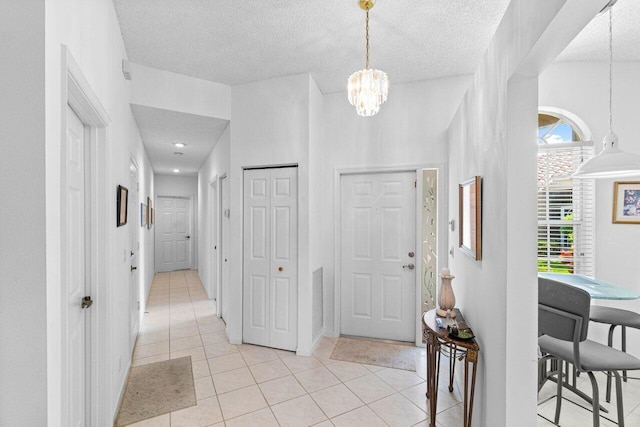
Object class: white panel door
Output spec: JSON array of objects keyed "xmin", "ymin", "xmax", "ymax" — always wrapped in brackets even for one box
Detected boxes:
[
  {"xmin": 243, "ymin": 167, "xmax": 298, "ymax": 351},
  {"xmin": 66, "ymin": 105, "xmax": 89, "ymax": 427},
  {"xmin": 155, "ymin": 196, "xmax": 192, "ymax": 272},
  {"xmin": 340, "ymin": 171, "xmax": 416, "ymax": 341},
  {"xmin": 129, "ymin": 161, "xmax": 140, "ymax": 353}
]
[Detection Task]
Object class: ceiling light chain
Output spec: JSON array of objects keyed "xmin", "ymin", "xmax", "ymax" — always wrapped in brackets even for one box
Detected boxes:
[
  {"xmin": 608, "ymin": 7, "xmax": 613, "ymax": 134},
  {"xmin": 365, "ymin": 9, "xmax": 370, "ymax": 69}
]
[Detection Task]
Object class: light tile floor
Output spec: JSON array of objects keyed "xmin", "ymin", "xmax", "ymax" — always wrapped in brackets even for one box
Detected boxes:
[
  {"xmin": 537, "ymin": 365, "xmax": 640, "ymax": 426},
  {"xmin": 126, "ymin": 271, "xmax": 467, "ymax": 427},
  {"xmin": 126, "ymin": 271, "xmax": 640, "ymax": 426}
]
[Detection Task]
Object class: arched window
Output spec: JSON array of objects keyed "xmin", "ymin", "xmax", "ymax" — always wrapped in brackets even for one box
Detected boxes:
[{"xmin": 537, "ymin": 108, "xmax": 594, "ymax": 275}]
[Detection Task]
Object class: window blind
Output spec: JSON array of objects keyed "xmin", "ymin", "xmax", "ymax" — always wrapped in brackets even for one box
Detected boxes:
[{"xmin": 537, "ymin": 142, "xmax": 594, "ymax": 276}]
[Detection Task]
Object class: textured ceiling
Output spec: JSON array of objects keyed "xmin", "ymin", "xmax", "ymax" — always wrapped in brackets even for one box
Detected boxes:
[
  {"xmin": 113, "ymin": 0, "xmax": 512, "ymax": 94},
  {"xmin": 557, "ymin": 0, "xmax": 640, "ymax": 62},
  {"xmin": 131, "ymin": 105, "xmax": 228, "ymax": 175}
]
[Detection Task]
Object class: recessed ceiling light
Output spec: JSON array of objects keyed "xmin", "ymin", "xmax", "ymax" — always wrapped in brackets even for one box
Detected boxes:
[
  {"xmin": 173, "ymin": 169, "xmax": 180, "ymax": 173},
  {"xmin": 173, "ymin": 142, "xmax": 186, "ymax": 148},
  {"xmin": 173, "ymin": 152, "xmax": 184, "ymax": 156}
]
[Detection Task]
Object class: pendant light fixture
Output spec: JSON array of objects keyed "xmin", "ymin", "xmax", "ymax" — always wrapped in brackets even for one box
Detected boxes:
[
  {"xmin": 573, "ymin": 3, "xmax": 640, "ymax": 179},
  {"xmin": 347, "ymin": 0, "xmax": 388, "ymax": 117}
]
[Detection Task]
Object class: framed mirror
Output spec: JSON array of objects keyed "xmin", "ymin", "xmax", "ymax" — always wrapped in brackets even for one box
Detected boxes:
[{"xmin": 459, "ymin": 176, "xmax": 482, "ymax": 260}]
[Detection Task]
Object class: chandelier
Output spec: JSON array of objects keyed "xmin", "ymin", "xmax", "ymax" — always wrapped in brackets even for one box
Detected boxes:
[{"xmin": 347, "ymin": 0, "xmax": 388, "ymax": 117}]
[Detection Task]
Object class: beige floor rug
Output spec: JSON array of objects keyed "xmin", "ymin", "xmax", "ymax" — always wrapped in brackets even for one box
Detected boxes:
[
  {"xmin": 330, "ymin": 336, "xmax": 419, "ymax": 371},
  {"xmin": 115, "ymin": 356, "xmax": 196, "ymax": 426}
]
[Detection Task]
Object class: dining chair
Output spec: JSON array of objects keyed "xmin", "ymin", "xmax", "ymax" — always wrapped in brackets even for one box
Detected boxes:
[
  {"xmin": 538, "ymin": 277, "xmax": 640, "ymax": 426},
  {"xmin": 590, "ymin": 305, "xmax": 640, "ymax": 401}
]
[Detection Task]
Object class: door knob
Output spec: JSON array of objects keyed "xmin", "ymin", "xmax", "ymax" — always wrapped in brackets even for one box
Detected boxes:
[
  {"xmin": 131, "ymin": 265, "xmax": 137, "ymax": 272},
  {"xmin": 186, "ymin": 235, "xmax": 191, "ymax": 239},
  {"xmin": 403, "ymin": 263, "xmax": 415, "ymax": 270},
  {"xmin": 81, "ymin": 296, "xmax": 93, "ymax": 309},
  {"xmin": 278, "ymin": 267, "xmax": 283, "ymax": 272}
]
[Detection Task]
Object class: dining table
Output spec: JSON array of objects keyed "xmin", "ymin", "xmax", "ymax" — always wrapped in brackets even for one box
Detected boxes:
[{"xmin": 538, "ymin": 272, "xmax": 640, "ymax": 300}]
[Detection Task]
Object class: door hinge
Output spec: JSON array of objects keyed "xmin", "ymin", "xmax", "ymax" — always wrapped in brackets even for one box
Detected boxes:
[{"xmin": 414, "ymin": 179, "xmax": 417, "ymax": 188}]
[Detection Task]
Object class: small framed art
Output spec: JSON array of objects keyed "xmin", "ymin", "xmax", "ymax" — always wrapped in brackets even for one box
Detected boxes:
[
  {"xmin": 141, "ymin": 203, "xmax": 148, "ymax": 227},
  {"xmin": 147, "ymin": 197, "xmax": 153, "ymax": 229},
  {"xmin": 459, "ymin": 176, "xmax": 482, "ymax": 260},
  {"xmin": 613, "ymin": 181, "xmax": 640, "ymax": 224},
  {"xmin": 117, "ymin": 185, "xmax": 128, "ymax": 227}
]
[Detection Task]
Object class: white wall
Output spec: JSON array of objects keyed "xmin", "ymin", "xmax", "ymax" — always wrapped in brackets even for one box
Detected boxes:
[
  {"xmin": 309, "ymin": 76, "xmax": 324, "ymax": 343},
  {"xmin": 198, "ymin": 125, "xmax": 231, "ymax": 300},
  {"xmin": 540, "ymin": 61, "xmax": 640, "ymax": 356},
  {"xmin": 130, "ymin": 63, "xmax": 231, "ymax": 120},
  {"xmin": 446, "ymin": 1, "xmax": 607, "ymax": 425},
  {"xmin": 0, "ymin": 1, "xmax": 47, "ymax": 424},
  {"xmin": 41, "ymin": 0, "xmax": 155, "ymax": 424},
  {"xmin": 321, "ymin": 76, "xmax": 471, "ymax": 336},
  {"xmin": 228, "ymin": 73, "xmax": 313, "ymax": 351},
  {"xmin": 155, "ymin": 174, "xmax": 199, "ymax": 270}
]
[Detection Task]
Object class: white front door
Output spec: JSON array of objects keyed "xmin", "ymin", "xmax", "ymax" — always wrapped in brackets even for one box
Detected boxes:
[
  {"xmin": 243, "ymin": 167, "xmax": 298, "ymax": 351},
  {"xmin": 129, "ymin": 161, "xmax": 140, "ymax": 352},
  {"xmin": 340, "ymin": 171, "xmax": 416, "ymax": 342},
  {"xmin": 66, "ymin": 104, "xmax": 89, "ymax": 426},
  {"xmin": 155, "ymin": 196, "xmax": 192, "ymax": 272},
  {"xmin": 220, "ymin": 175, "xmax": 229, "ymax": 321}
]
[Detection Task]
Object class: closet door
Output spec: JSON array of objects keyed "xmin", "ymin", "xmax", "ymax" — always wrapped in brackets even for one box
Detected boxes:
[{"xmin": 243, "ymin": 167, "xmax": 298, "ymax": 351}]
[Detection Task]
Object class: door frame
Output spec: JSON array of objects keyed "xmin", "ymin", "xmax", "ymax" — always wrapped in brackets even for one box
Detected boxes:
[
  {"xmin": 129, "ymin": 157, "xmax": 140, "ymax": 353},
  {"xmin": 218, "ymin": 173, "xmax": 228, "ymax": 319},
  {"xmin": 207, "ymin": 175, "xmax": 221, "ymax": 317},
  {"xmin": 51, "ymin": 46, "xmax": 111, "ymax": 426},
  {"xmin": 333, "ymin": 164, "xmax": 447, "ymax": 345}
]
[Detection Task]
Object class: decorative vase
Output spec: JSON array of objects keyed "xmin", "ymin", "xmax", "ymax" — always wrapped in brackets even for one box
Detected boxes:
[{"xmin": 436, "ymin": 267, "xmax": 456, "ymax": 318}]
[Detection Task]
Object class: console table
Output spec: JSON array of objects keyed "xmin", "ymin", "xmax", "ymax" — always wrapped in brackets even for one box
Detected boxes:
[{"xmin": 422, "ymin": 308, "xmax": 480, "ymax": 427}]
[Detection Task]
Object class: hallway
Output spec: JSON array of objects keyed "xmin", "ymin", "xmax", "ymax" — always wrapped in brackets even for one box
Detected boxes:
[{"xmin": 125, "ymin": 271, "xmax": 466, "ymax": 426}]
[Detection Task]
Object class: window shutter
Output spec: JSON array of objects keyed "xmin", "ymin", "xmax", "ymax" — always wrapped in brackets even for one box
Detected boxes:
[{"xmin": 537, "ymin": 142, "xmax": 594, "ymax": 276}]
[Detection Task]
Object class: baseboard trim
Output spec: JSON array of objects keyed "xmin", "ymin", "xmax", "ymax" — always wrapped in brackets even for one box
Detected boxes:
[
  {"xmin": 226, "ymin": 329, "xmax": 242, "ymax": 345},
  {"xmin": 112, "ymin": 360, "xmax": 132, "ymax": 425},
  {"xmin": 297, "ymin": 327, "xmax": 326, "ymax": 356}
]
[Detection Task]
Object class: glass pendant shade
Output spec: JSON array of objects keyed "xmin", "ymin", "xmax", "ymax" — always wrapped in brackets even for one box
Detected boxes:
[
  {"xmin": 573, "ymin": 132, "xmax": 640, "ymax": 178},
  {"xmin": 348, "ymin": 68, "xmax": 389, "ymax": 117}
]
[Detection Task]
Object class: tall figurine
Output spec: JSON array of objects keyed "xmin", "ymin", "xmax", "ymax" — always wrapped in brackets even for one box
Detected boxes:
[{"xmin": 436, "ymin": 267, "xmax": 456, "ymax": 318}]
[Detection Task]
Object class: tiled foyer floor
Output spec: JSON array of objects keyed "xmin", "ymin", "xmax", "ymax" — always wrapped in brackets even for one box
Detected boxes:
[
  {"xmin": 126, "ymin": 270, "xmax": 466, "ymax": 426},
  {"xmin": 127, "ymin": 271, "xmax": 640, "ymax": 426}
]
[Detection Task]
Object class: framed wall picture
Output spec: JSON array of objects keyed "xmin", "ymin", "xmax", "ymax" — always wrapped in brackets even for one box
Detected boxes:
[
  {"xmin": 459, "ymin": 176, "xmax": 482, "ymax": 260},
  {"xmin": 141, "ymin": 203, "xmax": 148, "ymax": 227},
  {"xmin": 147, "ymin": 197, "xmax": 153, "ymax": 229},
  {"xmin": 117, "ymin": 185, "xmax": 128, "ymax": 227},
  {"xmin": 613, "ymin": 181, "xmax": 640, "ymax": 224}
]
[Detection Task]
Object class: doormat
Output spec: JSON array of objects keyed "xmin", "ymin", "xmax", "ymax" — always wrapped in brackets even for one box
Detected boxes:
[
  {"xmin": 330, "ymin": 336, "xmax": 419, "ymax": 371},
  {"xmin": 115, "ymin": 356, "xmax": 196, "ymax": 426}
]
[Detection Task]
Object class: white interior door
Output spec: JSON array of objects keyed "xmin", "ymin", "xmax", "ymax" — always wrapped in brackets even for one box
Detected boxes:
[
  {"xmin": 155, "ymin": 196, "xmax": 192, "ymax": 272},
  {"xmin": 340, "ymin": 171, "xmax": 416, "ymax": 342},
  {"xmin": 243, "ymin": 167, "xmax": 298, "ymax": 351},
  {"xmin": 129, "ymin": 161, "xmax": 140, "ymax": 352},
  {"xmin": 66, "ymin": 104, "xmax": 89, "ymax": 426},
  {"xmin": 220, "ymin": 175, "xmax": 229, "ymax": 321}
]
